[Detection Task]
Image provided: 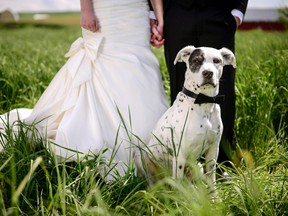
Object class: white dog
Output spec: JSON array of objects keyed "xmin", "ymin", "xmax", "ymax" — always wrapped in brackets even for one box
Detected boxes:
[{"xmin": 136, "ymin": 46, "xmax": 236, "ymax": 194}]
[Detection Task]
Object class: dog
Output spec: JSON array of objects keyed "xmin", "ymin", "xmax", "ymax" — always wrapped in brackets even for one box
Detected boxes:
[{"xmin": 136, "ymin": 46, "xmax": 236, "ymax": 195}]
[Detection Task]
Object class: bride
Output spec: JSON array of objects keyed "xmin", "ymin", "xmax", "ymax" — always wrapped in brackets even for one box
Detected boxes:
[{"xmin": 0, "ymin": 0, "xmax": 168, "ymax": 179}]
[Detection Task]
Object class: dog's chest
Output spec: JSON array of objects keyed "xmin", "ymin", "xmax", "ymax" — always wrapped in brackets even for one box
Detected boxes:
[
  {"xmin": 150, "ymin": 93, "xmax": 222, "ymax": 157},
  {"xmin": 165, "ymin": 97, "xmax": 221, "ymax": 151},
  {"xmin": 186, "ymin": 103, "xmax": 219, "ymax": 135}
]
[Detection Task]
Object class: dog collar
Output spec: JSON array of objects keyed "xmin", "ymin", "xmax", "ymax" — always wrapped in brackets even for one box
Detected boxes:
[{"xmin": 182, "ymin": 87, "xmax": 225, "ymax": 104}]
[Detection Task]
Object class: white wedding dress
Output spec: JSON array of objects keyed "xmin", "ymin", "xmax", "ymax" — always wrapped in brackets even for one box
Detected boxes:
[{"xmin": 0, "ymin": 0, "xmax": 169, "ymax": 178}]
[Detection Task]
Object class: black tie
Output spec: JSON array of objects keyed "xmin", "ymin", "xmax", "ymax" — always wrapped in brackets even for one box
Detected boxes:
[{"xmin": 182, "ymin": 87, "xmax": 225, "ymax": 104}]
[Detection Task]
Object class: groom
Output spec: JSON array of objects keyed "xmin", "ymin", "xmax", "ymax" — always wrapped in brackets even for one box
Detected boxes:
[{"xmin": 149, "ymin": 0, "xmax": 249, "ymax": 167}]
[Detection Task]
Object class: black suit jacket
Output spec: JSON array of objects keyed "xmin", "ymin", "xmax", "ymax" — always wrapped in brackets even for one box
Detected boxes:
[
  {"xmin": 149, "ymin": 0, "xmax": 248, "ymax": 16},
  {"xmin": 172, "ymin": 0, "xmax": 248, "ymax": 14}
]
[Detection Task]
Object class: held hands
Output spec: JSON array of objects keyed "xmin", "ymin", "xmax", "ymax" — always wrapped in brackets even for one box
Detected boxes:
[
  {"xmin": 149, "ymin": 0, "xmax": 164, "ymax": 48},
  {"xmin": 150, "ymin": 19, "xmax": 164, "ymax": 48}
]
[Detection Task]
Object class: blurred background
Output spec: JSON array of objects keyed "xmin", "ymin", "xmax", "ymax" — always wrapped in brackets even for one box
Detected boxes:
[{"xmin": 0, "ymin": 0, "xmax": 288, "ymax": 30}]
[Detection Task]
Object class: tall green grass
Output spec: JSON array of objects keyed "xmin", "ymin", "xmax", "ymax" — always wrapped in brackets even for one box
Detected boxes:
[
  {"xmin": 235, "ymin": 30, "xmax": 288, "ymax": 159},
  {"xmin": 0, "ymin": 25, "xmax": 79, "ymax": 111},
  {"xmin": 0, "ymin": 25, "xmax": 287, "ymax": 215}
]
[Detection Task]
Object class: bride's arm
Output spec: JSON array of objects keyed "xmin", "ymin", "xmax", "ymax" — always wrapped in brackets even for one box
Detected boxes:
[
  {"xmin": 149, "ymin": 0, "xmax": 164, "ymax": 48},
  {"xmin": 150, "ymin": 0, "xmax": 164, "ymax": 34},
  {"xmin": 80, "ymin": 0, "xmax": 99, "ymax": 32}
]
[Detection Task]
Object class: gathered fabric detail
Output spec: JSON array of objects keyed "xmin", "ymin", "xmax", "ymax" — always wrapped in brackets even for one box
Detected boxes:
[{"xmin": 64, "ymin": 36, "xmax": 104, "ymax": 87}]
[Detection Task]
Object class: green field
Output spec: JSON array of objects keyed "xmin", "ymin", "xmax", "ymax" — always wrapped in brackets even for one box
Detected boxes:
[{"xmin": 0, "ymin": 23, "xmax": 287, "ymax": 215}]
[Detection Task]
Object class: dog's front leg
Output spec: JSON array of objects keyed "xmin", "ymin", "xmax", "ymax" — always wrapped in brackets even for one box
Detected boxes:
[
  {"xmin": 172, "ymin": 152, "xmax": 186, "ymax": 180},
  {"xmin": 205, "ymin": 144, "xmax": 219, "ymax": 199}
]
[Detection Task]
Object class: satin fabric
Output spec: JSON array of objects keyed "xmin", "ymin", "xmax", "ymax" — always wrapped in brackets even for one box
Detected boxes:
[{"xmin": 0, "ymin": 0, "xmax": 169, "ymax": 179}]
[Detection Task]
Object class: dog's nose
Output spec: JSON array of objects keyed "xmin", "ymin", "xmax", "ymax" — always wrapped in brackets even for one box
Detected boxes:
[{"xmin": 202, "ymin": 70, "xmax": 213, "ymax": 79}]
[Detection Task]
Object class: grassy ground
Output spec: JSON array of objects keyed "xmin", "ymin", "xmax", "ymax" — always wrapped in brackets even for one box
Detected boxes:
[{"xmin": 0, "ymin": 22, "xmax": 287, "ymax": 215}]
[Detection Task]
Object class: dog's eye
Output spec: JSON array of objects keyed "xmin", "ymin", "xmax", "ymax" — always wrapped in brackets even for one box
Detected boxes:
[
  {"xmin": 193, "ymin": 58, "xmax": 201, "ymax": 64},
  {"xmin": 213, "ymin": 58, "xmax": 221, "ymax": 64}
]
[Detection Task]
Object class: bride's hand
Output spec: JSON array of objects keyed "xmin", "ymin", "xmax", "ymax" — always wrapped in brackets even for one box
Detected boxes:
[
  {"xmin": 150, "ymin": 19, "xmax": 164, "ymax": 48},
  {"xmin": 80, "ymin": 12, "xmax": 99, "ymax": 32},
  {"xmin": 80, "ymin": 0, "xmax": 99, "ymax": 32}
]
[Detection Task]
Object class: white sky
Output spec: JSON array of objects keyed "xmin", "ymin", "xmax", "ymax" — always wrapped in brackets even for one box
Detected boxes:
[
  {"xmin": 0, "ymin": 0, "xmax": 80, "ymax": 12},
  {"xmin": 248, "ymin": 0, "xmax": 288, "ymax": 9},
  {"xmin": 0, "ymin": 0, "xmax": 288, "ymax": 12}
]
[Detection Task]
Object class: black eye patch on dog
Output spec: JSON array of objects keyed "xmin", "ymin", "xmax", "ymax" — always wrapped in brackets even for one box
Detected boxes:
[{"xmin": 189, "ymin": 49, "xmax": 204, "ymax": 73}]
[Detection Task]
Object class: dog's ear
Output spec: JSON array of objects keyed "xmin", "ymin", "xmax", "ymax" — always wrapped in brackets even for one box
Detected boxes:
[
  {"xmin": 220, "ymin": 48, "xmax": 236, "ymax": 68},
  {"xmin": 174, "ymin": 46, "xmax": 196, "ymax": 65}
]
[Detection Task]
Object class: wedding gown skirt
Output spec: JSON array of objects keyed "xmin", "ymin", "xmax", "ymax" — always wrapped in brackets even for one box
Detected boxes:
[{"xmin": 0, "ymin": 0, "xmax": 169, "ymax": 177}]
